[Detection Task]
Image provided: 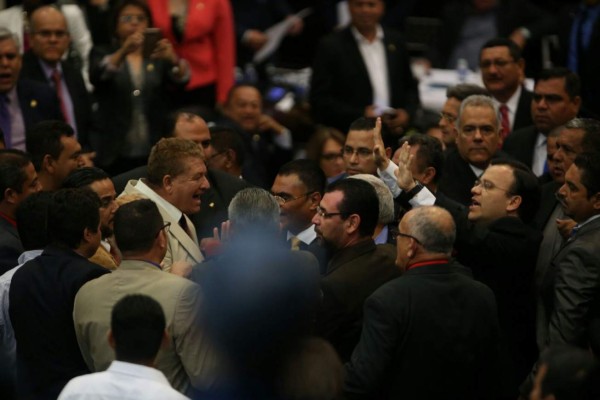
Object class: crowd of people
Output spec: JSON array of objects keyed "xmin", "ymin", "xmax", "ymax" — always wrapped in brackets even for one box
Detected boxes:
[{"xmin": 1, "ymin": 0, "xmax": 600, "ymax": 399}]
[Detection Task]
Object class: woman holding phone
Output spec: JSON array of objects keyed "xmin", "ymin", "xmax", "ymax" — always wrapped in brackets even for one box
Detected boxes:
[
  {"xmin": 147, "ymin": 0, "xmax": 236, "ymax": 108},
  {"xmin": 89, "ymin": 0, "xmax": 190, "ymax": 174}
]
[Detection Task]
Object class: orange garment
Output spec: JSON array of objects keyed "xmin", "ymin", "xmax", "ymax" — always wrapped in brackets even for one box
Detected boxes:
[{"xmin": 148, "ymin": 0, "xmax": 236, "ymax": 104}]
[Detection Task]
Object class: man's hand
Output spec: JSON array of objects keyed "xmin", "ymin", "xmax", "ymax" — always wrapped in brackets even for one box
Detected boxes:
[
  {"xmin": 169, "ymin": 261, "xmax": 192, "ymax": 278},
  {"xmin": 151, "ymin": 38, "xmax": 178, "ymax": 64},
  {"xmin": 244, "ymin": 30, "xmax": 268, "ymax": 51},
  {"xmin": 286, "ymin": 16, "xmax": 304, "ymax": 36},
  {"xmin": 556, "ymin": 218, "xmax": 577, "ymax": 240},
  {"xmin": 200, "ymin": 221, "xmax": 231, "ymax": 258},
  {"xmin": 393, "ymin": 142, "xmax": 416, "ymax": 192},
  {"xmin": 509, "ymin": 29, "xmax": 527, "ymax": 48},
  {"xmin": 373, "ymin": 117, "xmax": 390, "ymax": 170},
  {"xmin": 258, "ymin": 114, "xmax": 286, "ymax": 135}
]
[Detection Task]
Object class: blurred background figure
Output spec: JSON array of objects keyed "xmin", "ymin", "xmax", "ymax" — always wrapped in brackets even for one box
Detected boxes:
[
  {"xmin": 147, "ymin": 0, "xmax": 235, "ymax": 108},
  {"xmin": 89, "ymin": 0, "xmax": 190, "ymax": 175},
  {"xmin": 305, "ymin": 126, "xmax": 346, "ymax": 183}
]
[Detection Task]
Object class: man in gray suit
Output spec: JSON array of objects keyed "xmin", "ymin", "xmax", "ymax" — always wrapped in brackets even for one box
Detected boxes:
[
  {"xmin": 73, "ymin": 199, "xmax": 219, "ymax": 397},
  {"xmin": 521, "ymin": 151, "xmax": 600, "ymax": 395},
  {"xmin": 119, "ymin": 138, "xmax": 208, "ymax": 270}
]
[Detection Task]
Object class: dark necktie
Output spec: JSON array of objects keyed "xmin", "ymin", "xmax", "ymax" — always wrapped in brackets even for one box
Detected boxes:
[
  {"xmin": 51, "ymin": 69, "xmax": 69, "ymax": 123},
  {"xmin": 179, "ymin": 215, "xmax": 192, "ymax": 239},
  {"xmin": 499, "ymin": 104, "xmax": 510, "ymax": 140},
  {"xmin": 0, "ymin": 94, "xmax": 11, "ymax": 148}
]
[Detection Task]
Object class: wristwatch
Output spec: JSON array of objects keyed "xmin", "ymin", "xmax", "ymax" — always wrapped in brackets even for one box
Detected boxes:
[{"xmin": 404, "ymin": 181, "xmax": 424, "ymax": 200}]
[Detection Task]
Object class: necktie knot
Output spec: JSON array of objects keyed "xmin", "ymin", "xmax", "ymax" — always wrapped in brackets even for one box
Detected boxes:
[{"xmin": 290, "ymin": 236, "xmax": 301, "ymax": 251}]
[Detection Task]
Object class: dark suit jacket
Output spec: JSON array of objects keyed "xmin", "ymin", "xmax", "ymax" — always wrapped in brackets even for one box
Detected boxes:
[
  {"xmin": 0, "ymin": 217, "xmax": 22, "ymax": 274},
  {"xmin": 16, "ymin": 79, "xmax": 63, "ymax": 134},
  {"xmin": 111, "ymin": 166, "xmax": 251, "ymax": 239},
  {"xmin": 20, "ymin": 51, "xmax": 93, "ymax": 150},
  {"xmin": 556, "ymin": 5, "xmax": 600, "ymax": 118},
  {"xmin": 455, "ymin": 216, "xmax": 542, "ymax": 395},
  {"xmin": 8, "ymin": 245, "xmax": 109, "ymax": 400},
  {"xmin": 316, "ymin": 239, "xmax": 399, "ymax": 362},
  {"xmin": 524, "ymin": 216, "xmax": 600, "ymax": 394},
  {"xmin": 503, "ymin": 125, "xmax": 538, "ymax": 168},
  {"xmin": 89, "ymin": 46, "xmax": 186, "ymax": 167},
  {"xmin": 310, "ymin": 26, "xmax": 420, "ymax": 132},
  {"xmin": 344, "ymin": 261, "xmax": 500, "ymax": 399},
  {"xmin": 438, "ymin": 147, "xmax": 511, "ymax": 206},
  {"xmin": 533, "ymin": 180, "xmax": 562, "ymax": 230},
  {"xmin": 513, "ymin": 89, "xmax": 534, "ymax": 133}
]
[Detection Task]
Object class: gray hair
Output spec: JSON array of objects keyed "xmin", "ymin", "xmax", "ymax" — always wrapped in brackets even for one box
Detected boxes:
[
  {"xmin": 405, "ymin": 206, "xmax": 455, "ymax": 255},
  {"xmin": 458, "ymin": 94, "xmax": 499, "ymax": 129},
  {"xmin": 228, "ymin": 188, "xmax": 280, "ymax": 233},
  {"xmin": 348, "ymin": 174, "xmax": 394, "ymax": 224},
  {"xmin": 564, "ymin": 118, "xmax": 600, "ymax": 152},
  {"xmin": 0, "ymin": 28, "xmax": 20, "ymax": 49}
]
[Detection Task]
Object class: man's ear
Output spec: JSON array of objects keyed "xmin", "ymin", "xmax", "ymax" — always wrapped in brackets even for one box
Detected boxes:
[
  {"xmin": 345, "ymin": 214, "xmax": 361, "ymax": 235},
  {"xmin": 42, "ymin": 154, "xmax": 54, "ymax": 174},
  {"xmin": 308, "ymin": 192, "xmax": 322, "ymax": 210},
  {"xmin": 162, "ymin": 174, "xmax": 173, "ymax": 193},
  {"xmin": 591, "ymin": 192, "xmax": 600, "ymax": 211},
  {"xmin": 3, "ymin": 187, "xmax": 18, "ymax": 205},
  {"xmin": 82, "ymin": 225, "xmax": 98, "ymax": 244},
  {"xmin": 420, "ymin": 167, "xmax": 436, "ymax": 186},
  {"xmin": 385, "ymin": 146, "xmax": 392, "ymax": 159},
  {"xmin": 506, "ymin": 195, "xmax": 522, "ymax": 213}
]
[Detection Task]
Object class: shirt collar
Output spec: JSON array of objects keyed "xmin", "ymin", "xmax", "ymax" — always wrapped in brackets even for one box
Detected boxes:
[
  {"xmin": 575, "ymin": 214, "xmax": 600, "ymax": 230},
  {"xmin": 374, "ymin": 225, "xmax": 389, "ymax": 245},
  {"xmin": 0, "ymin": 211, "xmax": 16, "ymax": 227},
  {"xmin": 5, "ymin": 85, "xmax": 18, "ymax": 105},
  {"xmin": 494, "ymin": 85, "xmax": 522, "ymax": 112},
  {"xmin": 17, "ymin": 249, "xmax": 43, "ymax": 265},
  {"xmin": 133, "ymin": 179, "xmax": 183, "ymax": 222},
  {"xmin": 287, "ymin": 224, "xmax": 317, "ymax": 245},
  {"xmin": 39, "ymin": 59, "xmax": 63, "ymax": 81},
  {"xmin": 107, "ymin": 360, "xmax": 171, "ymax": 385},
  {"xmin": 351, "ymin": 24, "xmax": 384, "ymax": 44}
]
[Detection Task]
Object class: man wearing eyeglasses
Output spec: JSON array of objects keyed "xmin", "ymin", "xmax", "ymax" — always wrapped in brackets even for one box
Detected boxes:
[
  {"xmin": 479, "ymin": 38, "xmax": 533, "ymax": 138},
  {"xmin": 395, "ymin": 144, "xmax": 543, "ymax": 397},
  {"xmin": 20, "ymin": 6, "xmax": 93, "ymax": 161},
  {"xmin": 73, "ymin": 199, "xmax": 219, "ymax": 397},
  {"xmin": 271, "ymin": 159, "xmax": 329, "ymax": 275},
  {"xmin": 343, "ymin": 117, "xmax": 380, "ymax": 177},
  {"xmin": 312, "ymin": 178, "xmax": 398, "ymax": 362},
  {"xmin": 344, "ymin": 206, "xmax": 500, "ymax": 399}
]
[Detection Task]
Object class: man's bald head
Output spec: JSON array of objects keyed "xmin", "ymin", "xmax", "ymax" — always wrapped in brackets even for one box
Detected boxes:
[
  {"xmin": 402, "ymin": 206, "xmax": 456, "ymax": 256},
  {"xmin": 171, "ymin": 112, "xmax": 214, "ymax": 159},
  {"xmin": 29, "ymin": 6, "xmax": 70, "ymax": 66}
]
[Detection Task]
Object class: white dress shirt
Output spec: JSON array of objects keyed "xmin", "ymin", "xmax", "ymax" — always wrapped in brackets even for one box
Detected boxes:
[
  {"xmin": 58, "ymin": 360, "xmax": 190, "ymax": 400},
  {"xmin": 493, "ymin": 85, "xmax": 522, "ymax": 132},
  {"xmin": 351, "ymin": 25, "xmax": 390, "ymax": 113}
]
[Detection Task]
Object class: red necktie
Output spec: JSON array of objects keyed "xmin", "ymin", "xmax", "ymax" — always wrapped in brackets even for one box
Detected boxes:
[
  {"xmin": 499, "ymin": 104, "xmax": 510, "ymax": 140},
  {"xmin": 51, "ymin": 69, "xmax": 69, "ymax": 123}
]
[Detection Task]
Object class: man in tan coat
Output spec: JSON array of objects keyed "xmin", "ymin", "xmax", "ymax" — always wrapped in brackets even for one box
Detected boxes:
[
  {"xmin": 73, "ymin": 199, "xmax": 219, "ymax": 397},
  {"xmin": 119, "ymin": 138, "xmax": 208, "ymax": 270}
]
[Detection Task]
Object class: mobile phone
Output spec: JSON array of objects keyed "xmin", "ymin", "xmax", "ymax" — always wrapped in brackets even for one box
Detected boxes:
[{"xmin": 142, "ymin": 28, "xmax": 163, "ymax": 59}]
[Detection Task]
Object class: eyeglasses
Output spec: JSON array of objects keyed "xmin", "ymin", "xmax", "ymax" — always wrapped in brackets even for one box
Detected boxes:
[
  {"xmin": 321, "ymin": 152, "xmax": 343, "ymax": 161},
  {"xmin": 439, "ymin": 112, "xmax": 457, "ymax": 123},
  {"xmin": 479, "ymin": 59, "xmax": 516, "ymax": 69},
  {"xmin": 155, "ymin": 222, "xmax": 171, "ymax": 237},
  {"xmin": 343, "ymin": 146, "xmax": 373, "ymax": 159},
  {"xmin": 33, "ymin": 30, "xmax": 68, "ymax": 39},
  {"xmin": 271, "ymin": 191, "xmax": 313, "ymax": 205},
  {"xmin": 119, "ymin": 14, "xmax": 148, "ymax": 23},
  {"xmin": 396, "ymin": 232, "xmax": 422, "ymax": 245},
  {"xmin": 473, "ymin": 179, "xmax": 511, "ymax": 193},
  {"xmin": 315, "ymin": 205, "xmax": 348, "ymax": 219}
]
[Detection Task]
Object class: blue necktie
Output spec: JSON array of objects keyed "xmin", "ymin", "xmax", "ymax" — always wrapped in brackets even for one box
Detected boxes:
[{"xmin": 0, "ymin": 94, "xmax": 11, "ymax": 148}]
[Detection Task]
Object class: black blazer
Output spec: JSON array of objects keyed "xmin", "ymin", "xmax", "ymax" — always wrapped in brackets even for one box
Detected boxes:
[
  {"xmin": 9, "ymin": 245, "xmax": 109, "ymax": 399},
  {"xmin": 503, "ymin": 125, "xmax": 538, "ymax": 168},
  {"xmin": 310, "ymin": 26, "xmax": 420, "ymax": 132},
  {"xmin": 0, "ymin": 217, "xmax": 22, "ymax": 274},
  {"xmin": 16, "ymin": 78, "xmax": 64, "ymax": 133},
  {"xmin": 20, "ymin": 51, "xmax": 93, "ymax": 150},
  {"xmin": 316, "ymin": 239, "xmax": 399, "ymax": 362},
  {"xmin": 532, "ymin": 181, "xmax": 562, "ymax": 231},
  {"xmin": 513, "ymin": 89, "xmax": 534, "ymax": 133},
  {"xmin": 89, "ymin": 46, "xmax": 187, "ymax": 167},
  {"xmin": 344, "ymin": 261, "xmax": 500, "ymax": 399}
]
